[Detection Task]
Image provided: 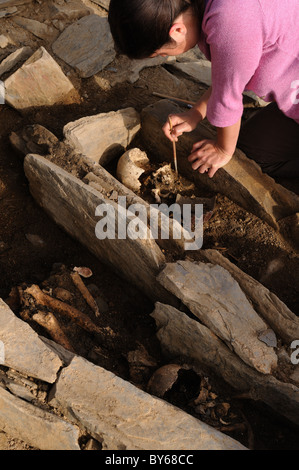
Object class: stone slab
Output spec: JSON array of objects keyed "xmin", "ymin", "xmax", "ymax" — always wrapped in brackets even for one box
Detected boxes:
[
  {"xmin": 49, "ymin": 355, "xmax": 246, "ymax": 450},
  {"xmin": 157, "ymin": 260, "xmax": 278, "ymax": 374},
  {"xmin": 52, "ymin": 14, "xmax": 116, "ymax": 78},
  {"xmin": 5, "ymin": 47, "xmax": 77, "ymax": 110},
  {"xmin": 63, "ymin": 107, "xmax": 140, "ymax": 166},
  {"xmin": 0, "ymin": 387, "xmax": 80, "ymax": 450},
  {"xmin": 0, "ymin": 298, "xmax": 62, "ymax": 383}
]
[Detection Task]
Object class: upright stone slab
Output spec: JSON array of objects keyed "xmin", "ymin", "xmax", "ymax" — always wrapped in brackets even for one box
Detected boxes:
[
  {"xmin": 0, "ymin": 299, "xmax": 62, "ymax": 383},
  {"xmin": 52, "ymin": 14, "xmax": 116, "ymax": 78},
  {"xmin": 63, "ymin": 108, "xmax": 140, "ymax": 166},
  {"xmin": 0, "ymin": 387, "xmax": 80, "ymax": 450},
  {"xmin": 0, "ymin": 46, "xmax": 32, "ymax": 77},
  {"xmin": 49, "ymin": 355, "xmax": 246, "ymax": 450},
  {"xmin": 4, "ymin": 47, "xmax": 77, "ymax": 110},
  {"xmin": 141, "ymin": 100, "xmax": 299, "ymax": 228},
  {"xmin": 157, "ymin": 260, "xmax": 278, "ymax": 374},
  {"xmin": 23, "ymin": 154, "xmax": 167, "ymax": 302}
]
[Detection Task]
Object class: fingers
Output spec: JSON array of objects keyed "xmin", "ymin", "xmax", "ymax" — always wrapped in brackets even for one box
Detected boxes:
[
  {"xmin": 162, "ymin": 113, "xmax": 194, "ymax": 142},
  {"xmin": 188, "ymin": 140, "xmax": 218, "ymax": 178}
]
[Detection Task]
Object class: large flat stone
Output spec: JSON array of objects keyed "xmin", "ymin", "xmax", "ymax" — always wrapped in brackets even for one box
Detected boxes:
[
  {"xmin": 0, "ymin": 299, "xmax": 62, "ymax": 383},
  {"xmin": 52, "ymin": 14, "xmax": 116, "ymax": 78},
  {"xmin": 157, "ymin": 260, "xmax": 278, "ymax": 374},
  {"xmin": 49, "ymin": 355, "xmax": 245, "ymax": 450},
  {"xmin": 141, "ymin": 100, "xmax": 299, "ymax": 228},
  {"xmin": 0, "ymin": 387, "xmax": 80, "ymax": 450},
  {"xmin": 151, "ymin": 302, "xmax": 299, "ymax": 426},
  {"xmin": 63, "ymin": 108, "xmax": 140, "ymax": 166},
  {"xmin": 5, "ymin": 47, "xmax": 77, "ymax": 110},
  {"xmin": 23, "ymin": 154, "xmax": 167, "ymax": 302}
]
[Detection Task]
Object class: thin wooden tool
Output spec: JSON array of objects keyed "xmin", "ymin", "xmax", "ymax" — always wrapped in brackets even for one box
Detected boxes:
[
  {"xmin": 153, "ymin": 92, "xmax": 195, "ymax": 107},
  {"xmin": 168, "ymin": 117, "xmax": 178, "ymax": 175}
]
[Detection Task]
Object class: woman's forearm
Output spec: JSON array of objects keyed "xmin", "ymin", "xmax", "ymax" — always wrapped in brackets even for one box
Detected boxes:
[
  {"xmin": 216, "ymin": 119, "xmax": 241, "ymax": 156},
  {"xmin": 192, "ymin": 86, "xmax": 212, "ymax": 121}
]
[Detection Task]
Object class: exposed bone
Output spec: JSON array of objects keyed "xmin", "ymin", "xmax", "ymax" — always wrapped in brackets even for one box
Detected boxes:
[
  {"xmin": 116, "ymin": 148, "xmax": 149, "ymax": 192},
  {"xmin": 70, "ymin": 271, "xmax": 100, "ymax": 317},
  {"xmin": 25, "ymin": 284, "xmax": 105, "ymax": 339},
  {"xmin": 32, "ymin": 310, "xmax": 75, "ymax": 353}
]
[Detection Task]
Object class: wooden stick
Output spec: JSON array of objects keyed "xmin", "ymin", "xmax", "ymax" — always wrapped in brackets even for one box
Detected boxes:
[
  {"xmin": 32, "ymin": 310, "xmax": 75, "ymax": 353},
  {"xmin": 25, "ymin": 285, "xmax": 104, "ymax": 338},
  {"xmin": 153, "ymin": 92, "xmax": 195, "ymax": 106},
  {"xmin": 168, "ymin": 117, "xmax": 178, "ymax": 175},
  {"xmin": 70, "ymin": 271, "xmax": 100, "ymax": 317}
]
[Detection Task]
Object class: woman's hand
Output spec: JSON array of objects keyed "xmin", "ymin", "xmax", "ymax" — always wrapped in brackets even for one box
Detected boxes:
[
  {"xmin": 162, "ymin": 107, "xmax": 203, "ymax": 142},
  {"xmin": 188, "ymin": 139, "xmax": 233, "ymax": 178}
]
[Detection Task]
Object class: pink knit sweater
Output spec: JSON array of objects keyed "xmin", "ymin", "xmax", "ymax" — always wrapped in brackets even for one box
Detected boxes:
[{"xmin": 198, "ymin": 0, "xmax": 299, "ymax": 127}]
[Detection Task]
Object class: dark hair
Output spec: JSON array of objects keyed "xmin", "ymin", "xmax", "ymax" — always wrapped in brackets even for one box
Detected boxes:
[{"xmin": 108, "ymin": 0, "xmax": 205, "ymax": 59}]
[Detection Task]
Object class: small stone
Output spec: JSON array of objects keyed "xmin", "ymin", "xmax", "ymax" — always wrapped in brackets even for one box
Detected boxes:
[
  {"xmin": 25, "ymin": 233, "xmax": 45, "ymax": 248},
  {"xmin": 258, "ymin": 329, "xmax": 278, "ymax": 348}
]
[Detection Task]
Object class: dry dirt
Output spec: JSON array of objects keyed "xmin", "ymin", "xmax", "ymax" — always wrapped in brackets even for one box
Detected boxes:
[{"xmin": 0, "ymin": 0, "xmax": 299, "ymax": 451}]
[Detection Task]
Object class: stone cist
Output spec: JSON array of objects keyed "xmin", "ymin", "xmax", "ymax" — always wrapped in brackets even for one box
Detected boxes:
[{"xmin": 108, "ymin": 0, "xmax": 299, "ymax": 178}]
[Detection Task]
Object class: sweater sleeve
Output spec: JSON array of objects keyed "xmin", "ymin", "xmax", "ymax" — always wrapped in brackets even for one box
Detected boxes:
[{"xmin": 204, "ymin": 0, "xmax": 264, "ymax": 127}]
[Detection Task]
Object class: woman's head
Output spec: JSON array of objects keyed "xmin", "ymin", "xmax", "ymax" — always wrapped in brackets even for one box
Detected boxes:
[{"xmin": 108, "ymin": 0, "xmax": 204, "ymax": 60}]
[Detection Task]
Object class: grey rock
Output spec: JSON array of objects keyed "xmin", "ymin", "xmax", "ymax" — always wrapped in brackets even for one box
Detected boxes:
[
  {"xmin": 0, "ymin": 46, "xmax": 32, "ymax": 78},
  {"xmin": 0, "ymin": 387, "xmax": 80, "ymax": 450},
  {"xmin": 97, "ymin": 56, "xmax": 168, "ymax": 85},
  {"xmin": 52, "ymin": 14, "xmax": 116, "ymax": 78},
  {"xmin": 63, "ymin": 107, "xmax": 140, "ymax": 165},
  {"xmin": 0, "ymin": 298, "xmax": 62, "ymax": 383},
  {"xmin": 50, "ymin": 0, "xmax": 91, "ymax": 21},
  {"xmin": 13, "ymin": 16, "xmax": 59, "ymax": 41},
  {"xmin": 157, "ymin": 260, "xmax": 278, "ymax": 374},
  {"xmin": 258, "ymin": 329, "xmax": 278, "ymax": 348},
  {"xmin": 49, "ymin": 355, "xmax": 246, "ymax": 450},
  {"xmin": 167, "ymin": 59, "xmax": 212, "ymax": 86},
  {"xmin": 200, "ymin": 249, "xmax": 299, "ymax": 344},
  {"xmin": 4, "ymin": 47, "xmax": 77, "ymax": 110}
]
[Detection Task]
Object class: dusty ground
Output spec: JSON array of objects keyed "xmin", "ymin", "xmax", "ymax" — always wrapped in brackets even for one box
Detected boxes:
[{"xmin": 0, "ymin": 0, "xmax": 299, "ymax": 451}]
